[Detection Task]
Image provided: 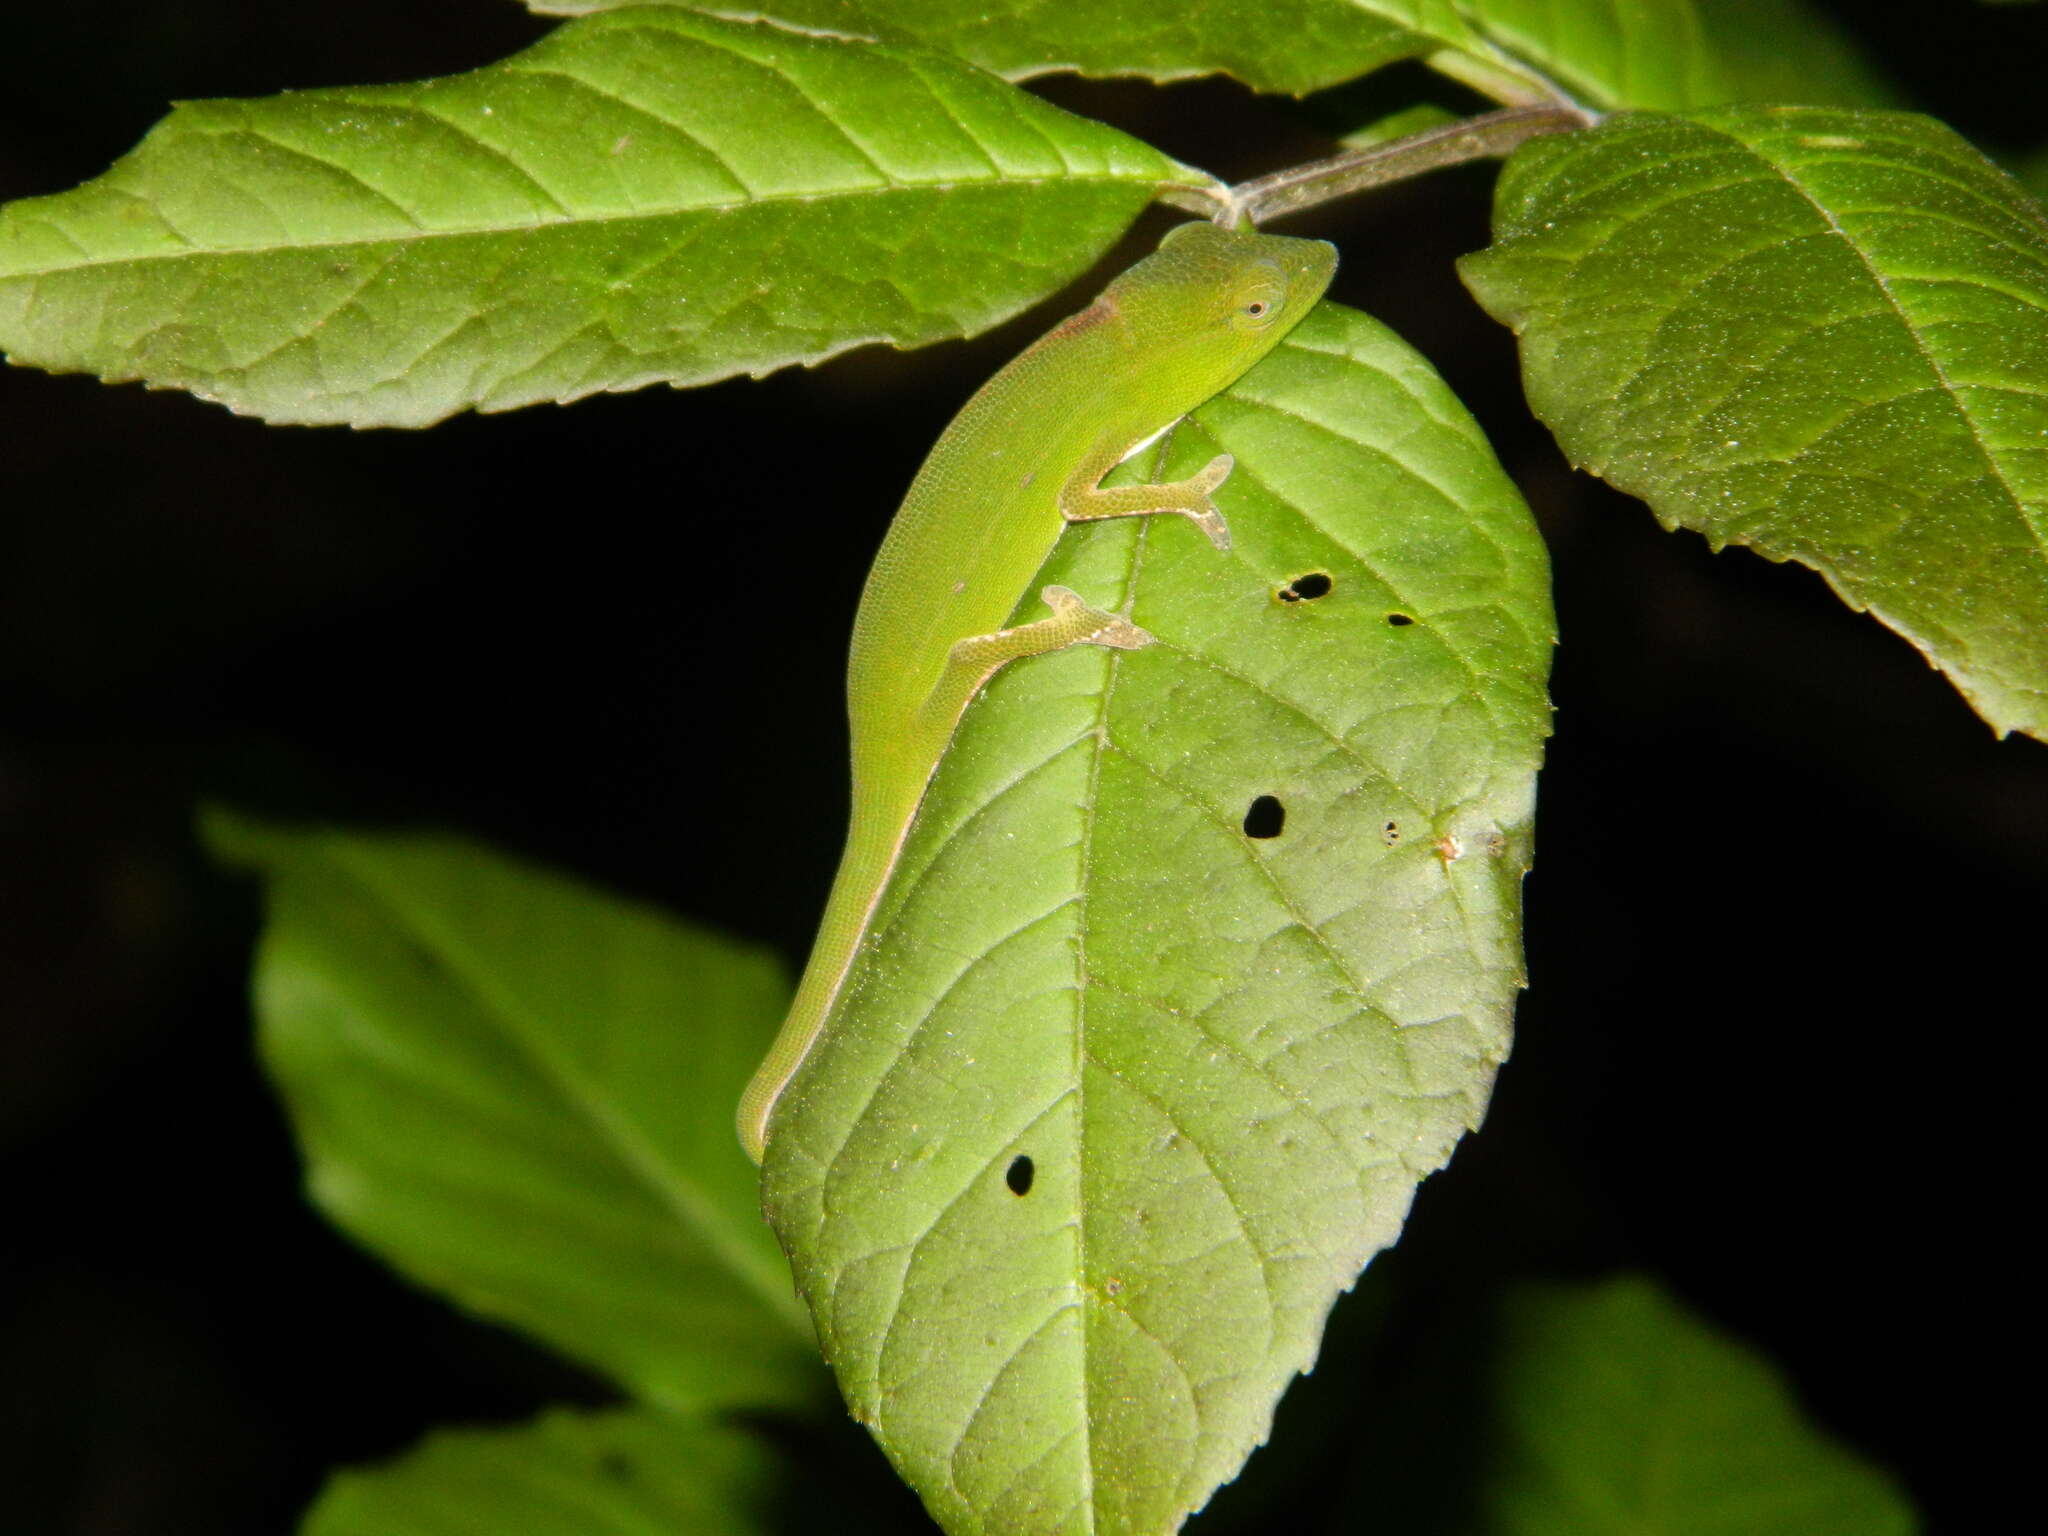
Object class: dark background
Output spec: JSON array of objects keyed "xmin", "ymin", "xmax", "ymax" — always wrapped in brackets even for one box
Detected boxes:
[{"xmin": 3, "ymin": 3, "xmax": 2038, "ymax": 1531}]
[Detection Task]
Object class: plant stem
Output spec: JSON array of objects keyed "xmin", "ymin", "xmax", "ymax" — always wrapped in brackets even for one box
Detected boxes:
[{"xmin": 1216, "ymin": 105, "xmax": 1589, "ymax": 228}]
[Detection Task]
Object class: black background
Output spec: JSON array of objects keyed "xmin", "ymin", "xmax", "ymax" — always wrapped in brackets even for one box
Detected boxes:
[{"xmin": 3, "ymin": 4, "xmax": 2039, "ymax": 1531}]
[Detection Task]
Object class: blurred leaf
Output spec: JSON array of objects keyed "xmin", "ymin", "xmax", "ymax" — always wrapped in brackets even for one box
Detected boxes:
[
  {"xmin": 2014, "ymin": 145, "xmax": 2048, "ymax": 206},
  {"xmin": 301, "ymin": 1406, "xmax": 783, "ymax": 1536},
  {"xmin": 1699, "ymin": 0, "xmax": 1901, "ymax": 108},
  {"xmin": 1465, "ymin": 0, "xmax": 1725, "ymax": 109},
  {"xmin": 0, "ymin": 9, "xmax": 1198, "ymax": 426},
  {"xmin": 207, "ymin": 811, "xmax": 823, "ymax": 1413},
  {"xmin": 1463, "ymin": 107, "xmax": 2048, "ymax": 742},
  {"xmin": 1481, "ymin": 1277, "xmax": 1918, "ymax": 1535},
  {"xmin": 763, "ymin": 301, "xmax": 1554, "ymax": 1535}
]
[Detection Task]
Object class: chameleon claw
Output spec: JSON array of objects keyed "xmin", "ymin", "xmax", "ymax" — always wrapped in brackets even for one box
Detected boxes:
[
  {"xmin": 1041, "ymin": 585, "xmax": 1153, "ymax": 649},
  {"xmin": 1189, "ymin": 454, "xmax": 1234, "ymax": 550},
  {"xmin": 1190, "ymin": 507, "xmax": 1232, "ymax": 552}
]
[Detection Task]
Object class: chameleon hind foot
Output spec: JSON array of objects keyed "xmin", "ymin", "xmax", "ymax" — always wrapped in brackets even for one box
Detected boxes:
[
  {"xmin": 922, "ymin": 585, "xmax": 1153, "ymax": 736},
  {"xmin": 1035, "ymin": 584, "xmax": 1151, "ymax": 651},
  {"xmin": 945, "ymin": 585, "xmax": 1153, "ymax": 672}
]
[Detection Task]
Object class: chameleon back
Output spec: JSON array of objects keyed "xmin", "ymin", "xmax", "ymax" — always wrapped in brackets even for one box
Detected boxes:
[{"xmin": 848, "ymin": 223, "xmax": 1338, "ymax": 781}]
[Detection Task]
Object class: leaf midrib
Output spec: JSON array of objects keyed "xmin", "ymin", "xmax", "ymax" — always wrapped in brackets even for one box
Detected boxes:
[
  {"xmin": 0, "ymin": 169, "xmax": 1169, "ymax": 281},
  {"xmin": 1692, "ymin": 114, "xmax": 2047, "ymax": 565}
]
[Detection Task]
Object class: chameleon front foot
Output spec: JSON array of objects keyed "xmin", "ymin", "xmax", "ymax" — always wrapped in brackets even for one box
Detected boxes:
[
  {"xmin": 1062, "ymin": 451, "xmax": 1236, "ymax": 552},
  {"xmin": 1182, "ymin": 453, "xmax": 1235, "ymax": 551}
]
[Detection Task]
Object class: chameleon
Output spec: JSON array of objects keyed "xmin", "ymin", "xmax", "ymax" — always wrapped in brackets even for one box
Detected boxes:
[{"xmin": 737, "ymin": 221, "xmax": 1338, "ymax": 1163}]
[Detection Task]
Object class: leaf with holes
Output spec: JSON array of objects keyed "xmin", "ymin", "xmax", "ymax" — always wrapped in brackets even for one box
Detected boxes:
[
  {"xmin": 302, "ymin": 1407, "xmax": 786, "ymax": 1536},
  {"xmin": 0, "ymin": 9, "xmax": 1199, "ymax": 426},
  {"xmin": 1478, "ymin": 1277, "xmax": 1918, "ymax": 1535},
  {"xmin": 761, "ymin": 301, "xmax": 1553, "ymax": 1535},
  {"xmin": 1463, "ymin": 107, "xmax": 2048, "ymax": 741},
  {"xmin": 206, "ymin": 811, "xmax": 823, "ymax": 1414}
]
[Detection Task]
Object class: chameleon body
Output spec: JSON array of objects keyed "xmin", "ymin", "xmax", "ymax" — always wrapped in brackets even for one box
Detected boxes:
[{"xmin": 737, "ymin": 222, "xmax": 1337, "ymax": 1162}]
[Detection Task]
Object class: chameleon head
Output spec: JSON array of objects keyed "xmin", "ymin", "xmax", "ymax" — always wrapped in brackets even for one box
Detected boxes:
[{"xmin": 1104, "ymin": 221, "xmax": 1338, "ymax": 394}]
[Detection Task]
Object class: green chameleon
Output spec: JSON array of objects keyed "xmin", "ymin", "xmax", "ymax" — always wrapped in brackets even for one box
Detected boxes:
[{"xmin": 738, "ymin": 221, "xmax": 1338, "ymax": 1163}]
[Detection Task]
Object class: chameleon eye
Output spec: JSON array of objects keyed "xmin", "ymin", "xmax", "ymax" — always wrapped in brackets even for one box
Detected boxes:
[{"xmin": 1232, "ymin": 282, "xmax": 1285, "ymax": 330}]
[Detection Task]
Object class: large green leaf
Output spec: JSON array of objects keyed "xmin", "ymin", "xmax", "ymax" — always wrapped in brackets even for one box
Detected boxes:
[
  {"xmin": 301, "ymin": 1406, "xmax": 784, "ymax": 1536},
  {"xmin": 1463, "ymin": 107, "xmax": 2048, "ymax": 742},
  {"xmin": 1479, "ymin": 1277, "xmax": 1918, "ymax": 1535},
  {"xmin": 761, "ymin": 301, "xmax": 1554, "ymax": 1535},
  {"xmin": 528, "ymin": 1, "xmax": 1492, "ymax": 99},
  {"xmin": 207, "ymin": 812, "xmax": 823, "ymax": 1414},
  {"xmin": 530, "ymin": 0, "xmax": 1755, "ymax": 108},
  {"xmin": 0, "ymin": 9, "xmax": 1197, "ymax": 427}
]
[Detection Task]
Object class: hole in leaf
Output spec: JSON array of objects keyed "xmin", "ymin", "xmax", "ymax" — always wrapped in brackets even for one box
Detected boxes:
[
  {"xmin": 1276, "ymin": 571, "xmax": 1334, "ymax": 603},
  {"xmin": 1243, "ymin": 795, "xmax": 1285, "ymax": 839},
  {"xmin": 1386, "ymin": 611, "xmax": 1415, "ymax": 627},
  {"xmin": 1006, "ymin": 1155, "xmax": 1035, "ymax": 1195}
]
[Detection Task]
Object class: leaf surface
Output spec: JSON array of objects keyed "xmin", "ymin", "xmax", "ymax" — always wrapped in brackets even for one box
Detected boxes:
[
  {"xmin": 762, "ymin": 301, "xmax": 1554, "ymax": 1534},
  {"xmin": 532, "ymin": 0, "xmax": 1762, "ymax": 108},
  {"xmin": 0, "ymin": 9, "xmax": 1194, "ymax": 426},
  {"xmin": 208, "ymin": 812, "xmax": 822, "ymax": 1413},
  {"xmin": 1463, "ymin": 106, "xmax": 2048, "ymax": 741},
  {"xmin": 301, "ymin": 1407, "xmax": 783, "ymax": 1536},
  {"xmin": 1480, "ymin": 1277, "xmax": 1919, "ymax": 1535},
  {"xmin": 528, "ymin": 0, "xmax": 1489, "ymax": 98}
]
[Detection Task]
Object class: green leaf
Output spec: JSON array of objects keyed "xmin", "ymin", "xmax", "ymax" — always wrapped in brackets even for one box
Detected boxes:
[
  {"xmin": 0, "ymin": 9, "xmax": 1196, "ymax": 427},
  {"xmin": 1697, "ymin": 0, "xmax": 1901, "ymax": 109},
  {"xmin": 1473, "ymin": 0, "xmax": 1898, "ymax": 110},
  {"xmin": 1480, "ymin": 1277, "xmax": 1919, "ymax": 1535},
  {"xmin": 301, "ymin": 1406, "xmax": 783, "ymax": 1536},
  {"xmin": 1462, "ymin": 107, "xmax": 2048, "ymax": 741},
  {"xmin": 206, "ymin": 811, "xmax": 823, "ymax": 1413},
  {"xmin": 526, "ymin": 1, "xmax": 1491, "ymax": 99},
  {"xmin": 762, "ymin": 301, "xmax": 1554, "ymax": 1535}
]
